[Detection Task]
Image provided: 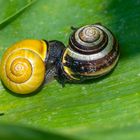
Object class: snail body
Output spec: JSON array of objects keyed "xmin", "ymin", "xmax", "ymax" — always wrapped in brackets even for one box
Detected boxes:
[
  {"xmin": 0, "ymin": 39, "xmax": 65, "ymax": 94},
  {"xmin": 58, "ymin": 24, "xmax": 119, "ymax": 82}
]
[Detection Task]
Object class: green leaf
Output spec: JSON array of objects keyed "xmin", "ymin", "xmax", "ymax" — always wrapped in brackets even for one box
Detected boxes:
[
  {"xmin": 0, "ymin": 123, "xmax": 75, "ymax": 140},
  {"xmin": 0, "ymin": 0, "xmax": 140, "ymax": 140},
  {"xmin": 0, "ymin": 0, "xmax": 36, "ymax": 29}
]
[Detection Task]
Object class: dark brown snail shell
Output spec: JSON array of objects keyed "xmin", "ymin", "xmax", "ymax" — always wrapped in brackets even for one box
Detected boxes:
[{"xmin": 57, "ymin": 24, "xmax": 120, "ymax": 83}]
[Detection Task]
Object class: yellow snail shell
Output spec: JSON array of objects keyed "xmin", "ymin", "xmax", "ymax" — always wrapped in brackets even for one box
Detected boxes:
[{"xmin": 0, "ymin": 40, "xmax": 47, "ymax": 94}]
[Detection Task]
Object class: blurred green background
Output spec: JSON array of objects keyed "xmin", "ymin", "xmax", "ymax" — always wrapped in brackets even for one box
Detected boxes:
[{"xmin": 0, "ymin": 0, "xmax": 140, "ymax": 139}]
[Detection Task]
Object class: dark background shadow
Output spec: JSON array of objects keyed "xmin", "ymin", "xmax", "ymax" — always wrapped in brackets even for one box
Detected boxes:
[
  {"xmin": 107, "ymin": 0, "xmax": 140, "ymax": 60},
  {"xmin": 0, "ymin": 123, "xmax": 75, "ymax": 140}
]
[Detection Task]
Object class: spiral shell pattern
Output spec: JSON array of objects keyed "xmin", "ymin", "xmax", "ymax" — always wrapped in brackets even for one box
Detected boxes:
[
  {"xmin": 0, "ymin": 40, "xmax": 46, "ymax": 94},
  {"xmin": 61, "ymin": 24, "xmax": 119, "ymax": 81}
]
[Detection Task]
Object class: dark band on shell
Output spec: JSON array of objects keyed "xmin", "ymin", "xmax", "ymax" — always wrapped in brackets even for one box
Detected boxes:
[
  {"xmin": 60, "ymin": 24, "xmax": 120, "ymax": 82},
  {"xmin": 69, "ymin": 25, "xmax": 108, "ymax": 54}
]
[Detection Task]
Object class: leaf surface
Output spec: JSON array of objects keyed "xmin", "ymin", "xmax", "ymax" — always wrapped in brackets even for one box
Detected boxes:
[{"xmin": 0, "ymin": 0, "xmax": 140, "ymax": 139}]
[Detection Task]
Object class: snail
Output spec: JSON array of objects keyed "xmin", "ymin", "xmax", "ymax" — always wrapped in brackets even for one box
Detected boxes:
[
  {"xmin": 0, "ymin": 39, "xmax": 65, "ymax": 94},
  {"xmin": 0, "ymin": 24, "xmax": 120, "ymax": 94},
  {"xmin": 57, "ymin": 24, "xmax": 120, "ymax": 83}
]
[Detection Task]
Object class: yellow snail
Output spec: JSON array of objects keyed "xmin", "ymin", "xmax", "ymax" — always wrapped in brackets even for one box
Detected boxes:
[
  {"xmin": 57, "ymin": 24, "xmax": 120, "ymax": 83},
  {"xmin": 0, "ymin": 39, "xmax": 65, "ymax": 94}
]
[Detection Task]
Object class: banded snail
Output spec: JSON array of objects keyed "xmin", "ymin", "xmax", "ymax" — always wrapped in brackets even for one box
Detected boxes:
[
  {"xmin": 0, "ymin": 39, "xmax": 65, "ymax": 94},
  {"xmin": 57, "ymin": 24, "xmax": 120, "ymax": 83}
]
